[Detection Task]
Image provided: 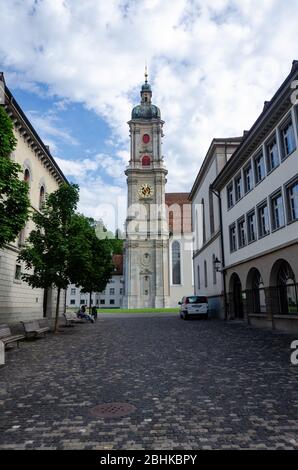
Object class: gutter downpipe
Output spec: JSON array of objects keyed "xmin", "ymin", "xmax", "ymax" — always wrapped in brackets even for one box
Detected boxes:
[{"xmin": 212, "ymin": 187, "xmax": 228, "ymax": 321}]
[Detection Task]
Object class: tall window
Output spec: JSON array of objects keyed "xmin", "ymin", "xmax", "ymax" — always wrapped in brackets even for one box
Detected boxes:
[
  {"xmin": 244, "ymin": 163, "xmax": 253, "ymax": 193},
  {"xmin": 24, "ymin": 168, "xmax": 30, "ymax": 182},
  {"xmin": 251, "ymin": 270, "xmax": 266, "ymax": 313},
  {"xmin": 237, "ymin": 218, "xmax": 246, "ymax": 248},
  {"xmin": 204, "ymin": 260, "xmax": 207, "ymax": 288},
  {"xmin": 172, "ymin": 241, "xmax": 181, "ymax": 285},
  {"xmin": 271, "ymin": 192, "xmax": 285, "ymax": 230},
  {"xmin": 39, "ymin": 186, "xmax": 45, "ymax": 209},
  {"xmin": 247, "ymin": 210, "xmax": 256, "ymax": 243},
  {"xmin": 201, "ymin": 199, "xmax": 206, "ymax": 244},
  {"xmin": 266, "ymin": 136, "xmax": 279, "ymax": 171},
  {"xmin": 280, "ymin": 119, "xmax": 296, "ymax": 158},
  {"xmin": 212, "ymin": 254, "xmax": 217, "ymax": 285},
  {"xmin": 254, "ymin": 152, "xmax": 265, "ymax": 183},
  {"xmin": 209, "ymin": 187, "xmax": 215, "ymax": 235},
  {"xmin": 258, "ymin": 202, "xmax": 270, "ymax": 237},
  {"xmin": 229, "ymin": 224, "xmax": 237, "ymax": 252},
  {"xmin": 234, "ymin": 174, "xmax": 242, "ymax": 202},
  {"xmin": 287, "ymin": 180, "xmax": 298, "ymax": 222},
  {"xmin": 227, "ymin": 183, "xmax": 234, "ymax": 209}
]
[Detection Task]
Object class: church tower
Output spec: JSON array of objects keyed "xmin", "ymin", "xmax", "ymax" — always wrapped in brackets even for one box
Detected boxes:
[{"xmin": 123, "ymin": 71, "xmax": 170, "ymax": 308}]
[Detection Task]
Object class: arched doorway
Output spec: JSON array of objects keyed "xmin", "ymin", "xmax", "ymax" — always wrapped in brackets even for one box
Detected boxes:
[
  {"xmin": 274, "ymin": 260, "xmax": 298, "ymax": 315},
  {"xmin": 229, "ymin": 273, "xmax": 244, "ymax": 319},
  {"xmin": 246, "ymin": 268, "xmax": 266, "ymax": 313}
]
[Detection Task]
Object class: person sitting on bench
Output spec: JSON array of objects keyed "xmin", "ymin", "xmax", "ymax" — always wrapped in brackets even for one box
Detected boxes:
[{"xmin": 77, "ymin": 305, "xmax": 94, "ymax": 323}]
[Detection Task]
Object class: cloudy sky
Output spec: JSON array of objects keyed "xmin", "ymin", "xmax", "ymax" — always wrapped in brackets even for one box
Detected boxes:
[{"xmin": 1, "ymin": 0, "xmax": 298, "ymax": 231}]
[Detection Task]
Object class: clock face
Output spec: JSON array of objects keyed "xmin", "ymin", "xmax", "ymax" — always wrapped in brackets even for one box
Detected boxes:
[
  {"xmin": 138, "ymin": 184, "xmax": 153, "ymax": 199},
  {"xmin": 143, "ymin": 134, "xmax": 150, "ymax": 144}
]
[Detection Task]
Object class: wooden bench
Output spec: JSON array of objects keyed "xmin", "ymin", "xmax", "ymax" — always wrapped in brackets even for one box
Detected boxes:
[
  {"xmin": 0, "ymin": 324, "xmax": 25, "ymax": 348},
  {"xmin": 21, "ymin": 320, "xmax": 50, "ymax": 338},
  {"xmin": 64, "ymin": 311, "xmax": 84, "ymax": 326}
]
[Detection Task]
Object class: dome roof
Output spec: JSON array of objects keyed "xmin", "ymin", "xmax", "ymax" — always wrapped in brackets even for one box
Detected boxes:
[
  {"xmin": 131, "ymin": 104, "xmax": 160, "ymax": 120},
  {"xmin": 141, "ymin": 82, "xmax": 151, "ymax": 92}
]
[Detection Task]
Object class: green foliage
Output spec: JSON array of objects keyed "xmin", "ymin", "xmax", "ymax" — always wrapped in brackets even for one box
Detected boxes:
[
  {"xmin": 19, "ymin": 184, "xmax": 114, "ymax": 328},
  {"xmin": 19, "ymin": 183, "xmax": 80, "ymax": 331},
  {"xmin": 70, "ymin": 215, "xmax": 114, "ymax": 295},
  {"xmin": 0, "ymin": 106, "xmax": 17, "ymax": 158},
  {"xmin": 0, "ymin": 106, "xmax": 30, "ymax": 248}
]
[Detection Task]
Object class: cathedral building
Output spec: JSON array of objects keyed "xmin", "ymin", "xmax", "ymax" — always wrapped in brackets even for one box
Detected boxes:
[{"xmin": 123, "ymin": 74, "xmax": 193, "ymax": 308}]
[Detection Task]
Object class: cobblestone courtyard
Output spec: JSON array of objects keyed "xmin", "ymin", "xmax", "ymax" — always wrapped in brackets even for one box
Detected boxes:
[{"xmin": 1, "ymin": 313, "xmax": 298, "ymax": 450}]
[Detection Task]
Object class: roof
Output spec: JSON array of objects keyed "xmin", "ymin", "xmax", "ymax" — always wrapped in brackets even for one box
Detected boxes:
[
  {"xmin": 0, "ymin": 72, "xmax": 68, "ymax": 185},
  {"xmin": 112, "ymin": 254, "xmax": 123, "ymax": 275},
  {"xmin": 212, "ymin": 60, "xmax": 298, "ymax": 190},
  {"xmin": 165, "ymin": 192, "xmax": 192, "ymax": 234},
  {"xmin": 189, "ymin": 137, "xmax": 243, "ymax": 200}
]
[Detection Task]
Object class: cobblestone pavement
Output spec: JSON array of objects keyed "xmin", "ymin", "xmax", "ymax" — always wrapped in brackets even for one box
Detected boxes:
[{"xmin": 1, "ymin": 313, "xmax": 298, "ymax": 450}]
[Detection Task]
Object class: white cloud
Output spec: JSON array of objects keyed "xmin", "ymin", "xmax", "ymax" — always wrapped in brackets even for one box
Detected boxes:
[{"xmin": 1, "ymin": 0, "xmax": 298, "ymax": 225}]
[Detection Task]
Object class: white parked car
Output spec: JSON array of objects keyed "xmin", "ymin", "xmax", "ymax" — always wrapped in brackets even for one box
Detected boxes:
[{"xmin": 178, "ymin": 295, "xmax": 208, "ymax": 320}]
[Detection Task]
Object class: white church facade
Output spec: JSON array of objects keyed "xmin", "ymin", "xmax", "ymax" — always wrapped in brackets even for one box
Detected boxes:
[{"xmin": 123, "ymin": 74, "xmax": 193, "ymax": 308}]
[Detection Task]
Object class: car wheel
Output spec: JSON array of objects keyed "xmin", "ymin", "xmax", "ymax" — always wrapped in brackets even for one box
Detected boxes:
[{"xmin": 184, "ymin": 312, "xmax": 189, "ymax": 320}]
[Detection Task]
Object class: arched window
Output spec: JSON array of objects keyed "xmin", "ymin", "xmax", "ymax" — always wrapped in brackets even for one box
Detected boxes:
[
  {"xmin": 172, "ymin": 241, "xmax": 181, "ymax": 285},
  {"xmin": 277, "ymin": 261, "xmax": 298, "ymax": 314},
  {"xmin": 39, "ymin": 185, "xmax": 45, "ymax": 210},
  {"xmin": 142, "ymin": 155, "xmax": 151, "ymax": 166},
  {"xmin": 251, "ymin": 269, "xmax": 266, "ymax": 313},
  {"xmin": 24, "ymin": 168, "xmax": 30, "ymax": 182}
]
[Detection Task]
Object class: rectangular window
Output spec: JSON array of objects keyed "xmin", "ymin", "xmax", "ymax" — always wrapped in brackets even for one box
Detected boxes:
[
  {"xmin": 258, "ymin": 202, "xmax": 270, "ymax": 237},
  {"xmin": 100, "ymin": 299, "xmax": 105, "ymax": 305},
  {"xmin": 287, "ymin": 180, "xmax": 298, "ymax": 222},
  {"xmin": 71, "ymin": 288, "xmax": 76, "ymax": 295},
  {"xmin": 244, "ymin": 163, "xmax": 253, "ymax": 193},
  {"xmin": 110, "ymin": 299, "xmax": 115, "ymax": 305},
  {"xmin": 227, "ymin": 183, "xmax": 234, "ymax": 209},
  {"xmin": 15, "ymin": 264, "xmax": 22, "ymax": 280},
  {"xmin": 70, "ymin": 299, "xmax": 75, "ymax": 305},
  {"xmin": 237, "ymin": 218, "xmax": 246, "ymax": 248},
  {"xmin": 120, "ymin": 288, "xmax": 123, "ymax": 295},
  {"xmin": 271, "ymin": 192, "xmax": 285, "ymax": 230},
  {"xmin": 110, "ymin": 288, "xmax": 115, "ymax": 295},
  {"xmin": 254, "ymin": 152, "xmax": 266, "ymax": 183},
  {"xmin": 280, "ymin": 119, "xmax": 296, "ymax": 158},
  {"xmin": 266, "ymin": 136, "xmax": 279, "ymax": 171},
  {"xmin": 247, "ymin": 210, "xmax": 256, "ymax": 243},
  {"xmin": 234, "ymin": 174, "xmax": 242, "ymax": 202},
  {"xmin": 229, "ymin": 224, "xmax": 237, "ymax": 252},
  {"xmin": 80, "ymin": 299, "xmax": 85, "ymax": 305}
]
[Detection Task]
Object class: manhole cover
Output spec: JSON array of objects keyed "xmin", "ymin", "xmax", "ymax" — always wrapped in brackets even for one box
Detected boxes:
[{"xmin": 90, "ymin": 403, "xmax": 136, "ymax": 418}]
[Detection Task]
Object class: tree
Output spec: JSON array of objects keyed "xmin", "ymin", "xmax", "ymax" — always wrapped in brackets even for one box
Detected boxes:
[
  {"xmin": 19, "ymin": 183, "xmax": 80, "ymax": 333},
  {"xmin": 69, "ymin": 215, "xmax": 114, "ymax": 314},
  {"xmin": 0, "ymin": 106, "xmax": 30, "ymax": 248}
]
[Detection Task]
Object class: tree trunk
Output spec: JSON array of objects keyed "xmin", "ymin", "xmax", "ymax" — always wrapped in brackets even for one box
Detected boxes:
[
  {"xmin": 54, "ymin": 287, "xmax": 61, "ymax": 333},
  {"xmin": 89, "ymin": 291, "xmax": 92, "ymax": 315}
]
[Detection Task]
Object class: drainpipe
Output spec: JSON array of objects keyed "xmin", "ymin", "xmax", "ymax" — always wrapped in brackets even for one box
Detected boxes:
[{"xmin": 211, "ymin": 188, "xmax": 228, "ymax": 321}]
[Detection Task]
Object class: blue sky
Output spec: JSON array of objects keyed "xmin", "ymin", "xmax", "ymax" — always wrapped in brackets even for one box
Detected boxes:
[{"xmin": 1, "ymin": 0, "xmax": 298, "ymax": 231}]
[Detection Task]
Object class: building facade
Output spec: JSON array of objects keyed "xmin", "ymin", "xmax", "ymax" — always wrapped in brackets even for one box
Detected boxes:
[
  {"xmin": 211, "ymin": 60, "xmax": 298, "ymax": 333},
  {"xmin": 189, "ymin": 138, "xmax": 242, "ymax": 318},
  {"xmin": 66, "ymin": 255, "xmax": 124, "ymax": 309},
  {"xmin": 0, "ymin": 73, "xmax": 68, "ymax": 324},
  {"xmin": 123, "ymin": 75, "xmax": 193, "ymax": 308}
]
